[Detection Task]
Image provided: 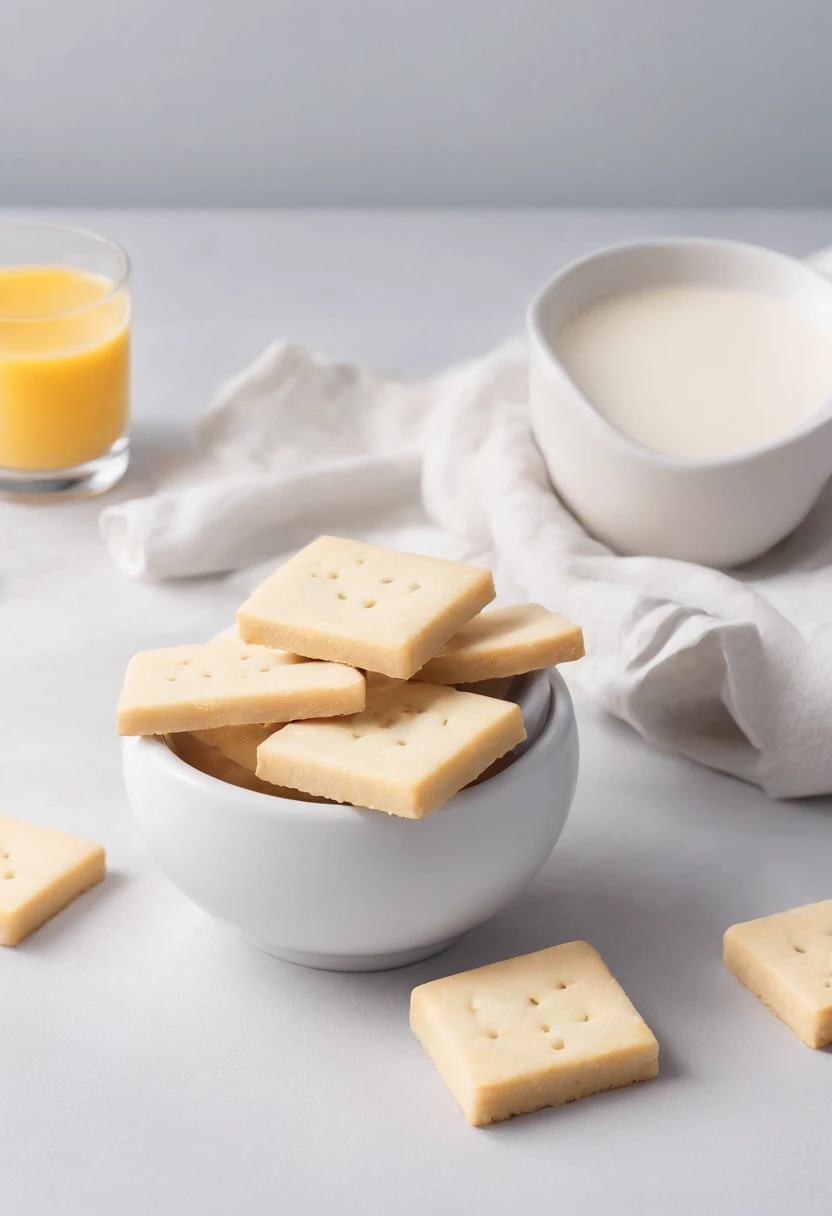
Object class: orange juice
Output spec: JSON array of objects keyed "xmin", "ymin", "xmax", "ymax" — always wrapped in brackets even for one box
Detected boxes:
[{"xmin": 0, "ymin": 265, "xmax": 130, "ymax": 471}]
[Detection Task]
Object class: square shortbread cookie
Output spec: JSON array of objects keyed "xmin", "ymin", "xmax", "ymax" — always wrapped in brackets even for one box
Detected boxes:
[
  {"xmin": 256, "ymin": 680, "xmax": 525, "ymax": 817},
  {"xmin": 362, "ymin": 671, "xmax": 519, "ymax": 779},
  {"xmin": 190, "ymin": 722, "xmax": 283, "ymax": 772},
  {"xmin": 369, "ymin": 675, "xmax": 513, "ymax": 700},
  {"xmin": 0, "ymin": 815, "xmax": 105, "ymax": 946},
  {"xmin": 411, "ymin": 942, "xmax": 659, "ymax": 1126},
  {"xmin": 418, "ymin": 603, "xmax": 584, "ymax": 685},
  {"xmin": 169, "ymin": 732, "xmax": 327, "ymax": 802},
  {"xmin": 365, "ymin": 671, "xmax": 408, "ymax": 692},
  {"xmin": 465, "ymin": 750, "xmax": 516, "ymax": 788},
  {"xmin": 724, "ymin": 900, "xmax": 832, "ymax": 1048},
  {"xmin": 117, "ymin": 634, "xmax": 365, "ymax": 735},
  {"xmin": 237, "ymin": 536, "xmax": 496, "ymax": 679},
  {"xmin": 456, "ymin": 676, "xmax": 514, "ymax": 699}
]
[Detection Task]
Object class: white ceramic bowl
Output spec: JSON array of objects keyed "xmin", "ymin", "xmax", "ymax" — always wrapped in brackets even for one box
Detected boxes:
[
  {"xmin": 122, "ymin": 668, "xmax": 579, "ymax": 972},
  {"xmin": 528, "ymin": 238, "xmax": 832, "ymax": 567}
]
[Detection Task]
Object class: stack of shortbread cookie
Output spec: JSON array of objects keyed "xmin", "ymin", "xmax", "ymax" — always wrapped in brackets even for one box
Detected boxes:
[
  {"xmin": 7, "ymin": 539, "xmax": 827, "ymax": 1133},
  {"xmin": 117, "ymin": 536, "xmax": 584, "ymax": 817}
]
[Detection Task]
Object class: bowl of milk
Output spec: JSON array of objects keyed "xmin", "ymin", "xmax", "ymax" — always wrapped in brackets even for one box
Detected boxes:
[{"xmin": 527, "ymin": 238, "xmax": 832, "ymax": 566}]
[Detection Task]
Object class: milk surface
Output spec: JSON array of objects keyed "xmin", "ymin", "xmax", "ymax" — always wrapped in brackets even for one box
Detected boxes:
[{"xmin": 555, "ymin": 285, "xmax": 832, "ymax": 458}]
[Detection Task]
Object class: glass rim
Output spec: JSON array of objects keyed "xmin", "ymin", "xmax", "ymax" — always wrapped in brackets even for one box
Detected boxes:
[{"xmin": 0, "ymin": 221, "xmax": 131, "ymax": 323}]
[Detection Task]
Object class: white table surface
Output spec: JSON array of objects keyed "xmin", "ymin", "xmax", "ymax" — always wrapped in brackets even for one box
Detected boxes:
[{"xmin": 2, "ymin": 209, "xmax": 831, "ymax": 1216}]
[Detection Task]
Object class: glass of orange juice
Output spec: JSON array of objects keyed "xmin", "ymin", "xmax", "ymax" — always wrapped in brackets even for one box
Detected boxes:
[{"xmin": 0, "ymin": 222, "xmax": 130, "ymax": 500}]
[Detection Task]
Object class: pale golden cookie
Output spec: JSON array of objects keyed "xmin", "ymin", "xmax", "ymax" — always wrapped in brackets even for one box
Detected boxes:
[
  {"xmin": 419, "ymin": 603, "xmax": 584, "ymax": 685},
  {"xmin": 724, "ymin": 900, "xmax": 832, "ymax": 1048},
  {"xmin": 456, "ymin": 676, "xmax": 514, "ymax": 699},
  {"xmin": 117, "ymin": 634, "xmax": 364, "ymax": 735},
  {"xmin": 0, "ymin": 816, "xmax": 105, "ymax": 947},
  {"xmin": 256, "ymin": 680, "xmax": 525, "ymax": 817},
  {"xmin": 411, "ymin": 942, "xmax": 659, "ymax": 1126},
  {"xmin": 238, "ymin": 535, "xmax": 495, "ymax": 679},
  {"xmin": 190, "ymin": 722, "xmax": 283, "ymax": 772},
  {"xmin": 169, "ymin": 731, "xmax": 327, "ymax": 802}
]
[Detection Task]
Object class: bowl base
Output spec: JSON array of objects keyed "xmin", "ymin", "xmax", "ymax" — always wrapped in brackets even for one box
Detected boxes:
[{"xmin": 242, "ymin": 933, "xmax": 464, "ymax": 972}]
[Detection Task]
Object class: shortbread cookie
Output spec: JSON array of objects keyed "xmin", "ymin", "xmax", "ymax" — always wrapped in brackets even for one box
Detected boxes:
[
  {"xmin": 456, "ymin": 676, "xmax": 514, "ymax": 699},
  {"xmin": 190, "ymin": 722, "xmax": 282, "ymax": 772},
  {"xmin": 724, "ymin": 900, "xmax": 832, "ymax": 1048},
  {"xmin": 411, "ymin": 942, "xmax": 659, "ymax": 1126},
  {"xmin": 117, "ymin": 634, "xmax": 365, "ymax": 735},
  {"xmin": 465, "ymin": 751, "xmax": 516, "ymax": 788},
  {"xmin": 365, "ymin": 672, "xmax": 407, "ymax": 692},
  {"xmin": 0, "ymin": 815, "xmax": 106, "ymax": 946},
  {"xmin": 419, "ymin": 603, "xmax": 584, "ymax": 685},
  {"xmin": 256, "ymin": 680, "xmax": 525, "ymax": 817},
  {"xmin": 169, "ymin": 732, "xmax": 327, "ymax": 802},
  {"xmin": 238, "ymin": 536, "xmax": 495, "ymax": 679},
  {"xmin": 368, "ymin": 675, "xmax": 512, "ymax": 700}
]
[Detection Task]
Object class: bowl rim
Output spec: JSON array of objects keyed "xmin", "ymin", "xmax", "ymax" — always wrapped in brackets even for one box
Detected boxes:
[
  {"xmin": 527, "ymin": 235, "xmax": 832, "ymax": 471},
  {"xmin": 122, "ymin": 667, "xmax": 575, "ymax": 824}
]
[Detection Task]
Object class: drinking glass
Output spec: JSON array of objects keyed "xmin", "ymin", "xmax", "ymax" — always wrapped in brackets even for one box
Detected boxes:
[{"xmin": 0, "ymin": 222, "xmax": 131, "ymax": 500}]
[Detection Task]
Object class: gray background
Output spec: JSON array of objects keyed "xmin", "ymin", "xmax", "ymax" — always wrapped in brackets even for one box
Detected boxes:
[{"xmin": 3, "ymin": 0, "xmax": 832, "ymax": 207}]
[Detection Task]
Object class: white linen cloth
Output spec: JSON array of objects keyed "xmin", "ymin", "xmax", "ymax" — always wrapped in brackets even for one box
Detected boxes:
[{"xmin": 101, "ymin": 253, "xmax": 832, "ymax": 800}]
